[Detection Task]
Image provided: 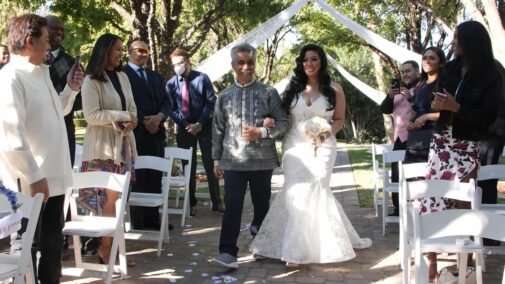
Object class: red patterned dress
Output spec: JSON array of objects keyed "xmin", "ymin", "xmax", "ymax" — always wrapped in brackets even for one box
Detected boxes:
[{"xmin": 419, "ymin": 126, "xmax": 479, "ymax": 214}]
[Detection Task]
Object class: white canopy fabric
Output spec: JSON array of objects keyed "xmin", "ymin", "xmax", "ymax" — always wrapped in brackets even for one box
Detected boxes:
[
  {"xmin": 273, "ymin": 74, "xmax": 293, "ymax": 94},
  {"xmin": 315, "ymin": 0, "xmax": 422, "ymax": 64},
  {"xmin": 327, "ymin": 55, "xmax": 386, "ymax": 105},
  {"xmin": 194, "ymin": 0, "xmax": 309, "ymax": 82}
]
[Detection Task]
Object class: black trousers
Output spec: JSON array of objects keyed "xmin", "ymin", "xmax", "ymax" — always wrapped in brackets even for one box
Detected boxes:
[
  {"xmin": 176, "ymin": 124, "xmax": 221, "ymax": 207},
  {"xmin": 219, "ymin": 170, "xmax": 273, "ymax": 257},
  {"xmin": 16, "ymin": 194, "xmax": 65, "ymax": 284},
  {"xmin": 131, "ymin": 128, "xmax": 165, "ymax": 229},
  {"xmin": 479, "ymin": 135, "xmax": 505, "ymax": 204},
  {"xmin": 390, "ymin": 137, "xmax": 407, "ymax": 211}
]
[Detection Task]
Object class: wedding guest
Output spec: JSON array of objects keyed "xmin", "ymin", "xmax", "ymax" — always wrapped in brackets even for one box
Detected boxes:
[
  {"xmin": 211, "ymin": 43, "xmax": 289, "ymax": 268},
  {"xmin": 80, "ymin": 33, "xmax": 137, "ymax": 266},
  {"xmin": 405, "ymin": 47, "xmax": 445, "ymax": 162},
  {"xmin": 124, "ymin": 40, "xmax": 172, "ymax": 230},
  {"xmin": 0, "ymin": 14, "xmax": 83, "ymax": 284},
  {"xmin": 380, "ymin": 60, "xmax": 420, "ymax": 216},
  {"xmin": 0, "ymin": 44, "xmax": 9, "ymax": 69},
  {"xmin": 45, "ymin": 15, "xmax": 81, "ymax": 168},
  {"xmin": 250, "ymin": 44, "xmax": 371, "ymax": 267},
  {"xmin": 422, "ymin": 20, "xmax": 504, "ymax": 282},
  {"xmin": 166, "ymin": 48, "xmax": 223, "ymax": 216}
]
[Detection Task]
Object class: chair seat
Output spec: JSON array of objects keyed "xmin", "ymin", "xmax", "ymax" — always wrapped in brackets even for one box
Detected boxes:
[
  {"xmin": 480, "ymin": 204, "xmax": 505, "ymax": 215},
  {"xmin": 162, "ymin": 176, "xmax": 186, "ymax": 187},
  {"xmin": 63, "ymin": 218, "xmax": 117, "ymax": 237},
  {"xmin": 0, "ymin": 264, "xmax": 16, "ymax": 279},
  {"xmin": 129, "ymin": 193, "xmax": 164, "ymax": 207},
  {"xmin": 420, "ymin": 236, "xmax": 483, "ymax": 253}
]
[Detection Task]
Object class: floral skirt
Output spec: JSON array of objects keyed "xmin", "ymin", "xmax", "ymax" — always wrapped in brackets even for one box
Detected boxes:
[{"xmin": 419, "ymin": 126, "xmax": 479, "ymax": 215}]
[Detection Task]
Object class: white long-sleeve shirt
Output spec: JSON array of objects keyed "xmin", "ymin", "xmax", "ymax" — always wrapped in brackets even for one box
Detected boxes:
[{"xmin": 0, "ymin": 55, "xmax": 78, "ymax": 196}]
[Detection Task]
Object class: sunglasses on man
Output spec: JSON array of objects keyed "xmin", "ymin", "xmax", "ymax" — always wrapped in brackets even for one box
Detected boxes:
[{"xmin": 131, "ymin": 48, "xmax": 150, "ymax": 55}]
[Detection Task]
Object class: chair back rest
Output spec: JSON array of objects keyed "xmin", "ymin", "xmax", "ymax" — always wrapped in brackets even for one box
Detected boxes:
[
  {"xmin": 135, "ymin": 156, "xmax": 173, "ymax": 196},
  {"xmin": 165, "ymin": 147, "xmax": 192, "ymax": 162},
  {"xmin": 400, "ymin": 161, "xmax": 428, "ymax": 180},
  {"xmin": 135, "ymin": 155, "xmax": 173, "ymax": 173},
  {"xmin": 411, "ymin": 203, "xmax": 505, "ymax": 242},
  {"xmin": 477, "ymin": 164, "xmax": 505, "ymax": 181},
  {"xmin": 0, "ymin": 192, "xmax": 43, "ymax": 267},
  {"xmin": 405, "ymin": 179, "xmax": 477, "ymax": 203},
  {"xmin": 70, "ymin": 172, "xmax": 131, "ymax": 223},
  {"xmin": 383, "ymin": 150, "xmax": 406, "ymax": 164}
]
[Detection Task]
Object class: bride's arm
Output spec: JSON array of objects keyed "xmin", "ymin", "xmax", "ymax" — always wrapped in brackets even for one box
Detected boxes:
[{"xmin": 330, "ymin": 82, "xmax": 346, "ymax": 136}]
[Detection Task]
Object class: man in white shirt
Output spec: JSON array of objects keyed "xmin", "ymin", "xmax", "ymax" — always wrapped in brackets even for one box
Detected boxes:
[{"xmin": 0, "ymin": 14, "xmax": 83, "ymax": 284}]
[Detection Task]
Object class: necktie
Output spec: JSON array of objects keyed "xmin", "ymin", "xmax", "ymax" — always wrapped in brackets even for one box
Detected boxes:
[
  {"xmin": 46, "ymin": 52, "xmax": 54, "ymax": 64},
  {"xmin": 137, "ymin": 68, "xmax": 147, "ymax": 82},
  {"xmin": 181, "ymin": 79, "xmax": 190, "ymax": 118}
]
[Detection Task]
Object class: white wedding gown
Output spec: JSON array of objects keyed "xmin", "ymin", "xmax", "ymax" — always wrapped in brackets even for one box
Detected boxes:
[{"xmin": 250, "ymin": 95, "xmax": 372, "ymax": 264}]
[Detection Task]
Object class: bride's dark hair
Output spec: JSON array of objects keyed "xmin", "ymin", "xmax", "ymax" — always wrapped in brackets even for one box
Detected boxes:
[{"xmin": 282, "ymin": 44, "xmax": 336, "ymax": 114}]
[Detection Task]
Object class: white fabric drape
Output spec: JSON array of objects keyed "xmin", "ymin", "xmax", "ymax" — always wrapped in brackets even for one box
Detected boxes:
[
  {"xmin": 195, "ymin": 0, "xmax": 309, "ymax": 82},
  {"xmin": 327, "ymin": 55, "xmax": 386, "ymax": 105},
  {"xmin": 315, "ymin": 0, "xmax": 422, "ymax": 64},
  {"xmin": 274, "ymin": 74, "xmax": 293, "ymax": 94}
]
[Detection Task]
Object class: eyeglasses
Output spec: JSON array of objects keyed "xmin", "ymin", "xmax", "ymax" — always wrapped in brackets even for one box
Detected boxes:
[{"xmin": 131, "ymin": 48, "xmax": 150, "ymax": 55}]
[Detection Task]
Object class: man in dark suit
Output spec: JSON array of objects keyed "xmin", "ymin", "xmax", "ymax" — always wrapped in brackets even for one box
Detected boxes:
[
  {"xmin": 124, "ymin": 40, "xmax": 172, "ymax": 230},
  {"xmin": 46, "ymin": 15, "xmax": 80, "ymax": 167},
  {"xmin": 166, "ymin": 48, "xmax": 224, "ymax": 216}
]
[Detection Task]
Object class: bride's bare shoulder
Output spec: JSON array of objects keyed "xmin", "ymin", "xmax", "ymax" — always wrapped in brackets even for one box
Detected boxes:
[{"xmin": 330, "ymin": 82, "xmax": 344, "ymax": 96}]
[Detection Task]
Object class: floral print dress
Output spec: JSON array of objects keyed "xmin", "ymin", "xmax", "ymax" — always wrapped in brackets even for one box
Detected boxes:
[{"xmin": 419, "ymin": 126, "xmax": 479, "ymax": 214}]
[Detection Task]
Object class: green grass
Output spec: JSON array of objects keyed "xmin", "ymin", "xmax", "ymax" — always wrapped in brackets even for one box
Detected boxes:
[{"xmin": 346, "ymin": 145, "xmax": 376, "ymax": 208}]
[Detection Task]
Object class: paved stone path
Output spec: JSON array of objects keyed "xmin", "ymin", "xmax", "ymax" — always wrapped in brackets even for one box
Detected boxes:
[{"xmin": 60, "ymin": 145, "xmax": 505, "ymax": 283}]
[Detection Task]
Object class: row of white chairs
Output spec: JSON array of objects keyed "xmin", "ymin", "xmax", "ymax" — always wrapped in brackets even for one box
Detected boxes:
[
  {"xmin": 1, "ymin": 146, "xmax": 196, "ymax": 283},
  {"xmin": 397, "ymin": 162, "xmax": 505, "ymax": 283}
]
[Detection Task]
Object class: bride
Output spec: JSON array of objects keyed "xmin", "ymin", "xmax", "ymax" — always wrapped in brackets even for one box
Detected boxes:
[{"xmin": 250, "ymin": 44, "xmax": 371, "ymax": 266}]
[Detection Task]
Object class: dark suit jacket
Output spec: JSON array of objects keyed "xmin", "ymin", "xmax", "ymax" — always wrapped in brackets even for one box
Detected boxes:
[
  {"xmin": 47, "ymin": 47, "xmax": 81, "ymax": 165},
  {"xmin": 165, "ymin": 70, "xmax": 215, "ymax": 128},
  {"xmin": 123, "ymin": 64, "xmax": 171, "ymax": 139}
]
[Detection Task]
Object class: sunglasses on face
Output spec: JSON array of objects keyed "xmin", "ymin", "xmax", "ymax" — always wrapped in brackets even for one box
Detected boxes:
[{"xmin": 132, "ymin": 48, "xmax": 149, "ymax": 55}]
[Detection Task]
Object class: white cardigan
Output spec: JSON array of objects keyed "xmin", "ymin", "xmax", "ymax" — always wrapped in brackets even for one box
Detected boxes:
[
  {"xmin": 81, "ymin": 72, "xmax": 137, "ymax": 165},
  {"xmin": 0, "ymin": 55, "xmax": 78, "ymax": 196}
]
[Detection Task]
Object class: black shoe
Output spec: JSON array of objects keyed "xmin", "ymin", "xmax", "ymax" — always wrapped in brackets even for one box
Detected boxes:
[
  {"xmin": 81, "ymin": 237, "xmax": 99, "ymax": 256},
  {"xmin": 483, "ymin": 238, "xmax": 501, "ymax": 246},
  {"xmin": 212, "ymin": 203, "xmax": 225, "ymax": 213},
  {"xmin": 388, "ymin": 210, "xmax": 399, "ymax": 217},
  {"xmin": 190, "ymin": 206, "xmax": 196, "ymax": 217}
]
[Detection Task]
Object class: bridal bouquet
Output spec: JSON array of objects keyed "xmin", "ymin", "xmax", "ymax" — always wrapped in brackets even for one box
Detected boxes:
[{"xmin": 303, "ymin": 117, "xmax": 332, "ymax": 157}]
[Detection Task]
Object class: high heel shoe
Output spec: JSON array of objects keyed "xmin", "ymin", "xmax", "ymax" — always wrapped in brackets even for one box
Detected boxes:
[{"xmin": 97, "ymin": 248, "xmax": 136, "ymax": 267}]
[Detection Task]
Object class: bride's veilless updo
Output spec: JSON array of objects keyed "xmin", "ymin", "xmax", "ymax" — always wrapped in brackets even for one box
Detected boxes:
[{"xmin": 282, "ymin": 44, "xmax": 336, "ymax": 114}]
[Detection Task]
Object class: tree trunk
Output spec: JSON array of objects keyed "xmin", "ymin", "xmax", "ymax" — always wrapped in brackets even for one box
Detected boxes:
[
  {"xmin": 372, "ymin": 52, "xmax": 394, "ymax": 143},
  {"xmin": 482, "ymin": 0, "xmax": 505, "ymax": 66}
]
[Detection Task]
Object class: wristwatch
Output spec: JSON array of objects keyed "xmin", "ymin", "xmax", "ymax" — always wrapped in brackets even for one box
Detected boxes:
[{"xmin": 195, "ymin": 122, "xmax": 202, "ymax": 130}]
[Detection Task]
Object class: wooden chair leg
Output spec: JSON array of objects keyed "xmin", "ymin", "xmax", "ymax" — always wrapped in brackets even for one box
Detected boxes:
[{"xmin": 458, "ymin": 253, "xmax": 468, "ymax": 284}]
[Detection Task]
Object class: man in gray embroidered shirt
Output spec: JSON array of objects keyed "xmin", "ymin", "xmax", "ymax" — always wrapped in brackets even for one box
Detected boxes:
[{"xmin": 211, "ymin": 43, "xmax": 289, "ymax": 268}]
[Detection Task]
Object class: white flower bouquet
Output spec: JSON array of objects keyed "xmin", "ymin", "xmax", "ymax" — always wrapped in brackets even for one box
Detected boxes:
[{"xmin": 303, "ymin": 116, "xmax": 332, "ymax": 157}]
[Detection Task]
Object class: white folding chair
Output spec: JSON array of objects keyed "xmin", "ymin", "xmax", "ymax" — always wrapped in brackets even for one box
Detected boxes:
[
  {"xmin": 400, "ymin": 176, "xmax": 479, "ymax": 284},
  {"xmin": 477, "ymin": 164, "xmax": 505, "ymax": 215},
  {"xmin": 371, "ymin": 143, "xmax": 394, "ymax": 217},
  {"xmin": 410, "ymin": 204, "xmax": 505, "ymax": 284},
  {"xmin": 0, "ymin": 192, "xmax": 43, "ymax": 284},
  {"xmin": 74, "ymin": 144, "xmax": 83, "ymax": 172},
  {"xmin": 398, "ymin": 161, "xmax": 428, "ymax": 282},
  {"xmin": 382, "ymin": 149, "xmax": 405, "ymax": 236},
  {"xmin": 63, "ymin": 171, "xmax": 131, "ymax": 284},
  {"xmin": 164, "ymin": 147, "xmax": 192, "ymax": 227},
  {"xmin": 126, "ymin": 155, "xmax": 173, "ymax": 257}
]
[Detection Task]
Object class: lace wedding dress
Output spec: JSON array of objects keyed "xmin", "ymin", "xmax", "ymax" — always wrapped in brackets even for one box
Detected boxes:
[{"xmin": 250, "ymin": 95, "xmax": 372, "ymax": 264}]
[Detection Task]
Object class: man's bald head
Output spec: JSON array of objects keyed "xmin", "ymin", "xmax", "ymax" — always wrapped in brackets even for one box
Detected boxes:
[
  {"xmin": 46, "ymin": 15, "xmax": 64, "ymax": 50},
  {"xmin": 128, "ymin": 40, "xmax": 149, "ymax": 67}
]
